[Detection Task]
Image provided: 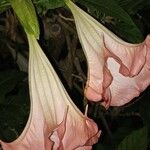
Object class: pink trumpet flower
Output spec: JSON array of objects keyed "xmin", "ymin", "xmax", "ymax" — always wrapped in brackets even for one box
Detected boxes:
[
  {"xmin": 65, "ymin": 0, "xmax": 150, "ymax": 108},
  {"xmin": 0, "ymin": 34, "xmax": 100, "ymax": 150}
]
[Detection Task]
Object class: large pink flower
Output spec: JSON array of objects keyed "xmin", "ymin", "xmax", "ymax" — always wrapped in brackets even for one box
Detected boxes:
[
  {"xmin": 65, "ymin": 0, "xmax": 150, "ymax": 108},
  {"xmin": 0, "ymin": 34, "xmax": 100, "ymax": 150}
]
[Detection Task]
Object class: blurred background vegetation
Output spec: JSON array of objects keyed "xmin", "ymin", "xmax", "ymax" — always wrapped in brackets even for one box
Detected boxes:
[{"xmin": 0, "ymin": 0, "xmax": 150, "ymax": 149}]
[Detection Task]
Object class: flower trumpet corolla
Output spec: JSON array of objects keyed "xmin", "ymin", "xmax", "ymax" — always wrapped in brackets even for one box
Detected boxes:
[
  {"xmin": 0, "ymin": 34, "xmax": 100, "ymax": 150},
  {"xmin": 65, "ymin": 0, "xmax": 150, "ymax": 108}
]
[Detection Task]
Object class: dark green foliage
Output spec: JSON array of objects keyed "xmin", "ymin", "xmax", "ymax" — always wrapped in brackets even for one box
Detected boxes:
[
  {"xmin": 0, "ymin": 70, "xmax": 29, "ymax": 142},
  {"xmin": 77, "ymin": 0, "xmax": 143, "ymax": 42},
  {"xmin": 115, "ymin": 0, "xmax": 150, "ymax": 14},
  {"xmin": 34, "ymin": 0, "xmax": 65, "ymax": 14},
  {"xmin": 117, "ymin": 127, "xmax": 148, "ymax": 150},
  {"xmin": 0, "ymin": 70, "xmax": 26, "ymax": 103},
  {"xmin": 35, "ymin": 0, "xmax": 65, "ymax": 9},
  {"xmin": 0, "ymin": 81, "xmax": 30, "ymax": 142},
  {"xmin": 0, "ymin": 0, "xmax": 10, "ymax": 14}
]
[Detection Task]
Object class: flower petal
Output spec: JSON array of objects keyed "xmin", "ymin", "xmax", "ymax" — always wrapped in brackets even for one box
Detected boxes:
[
  {"xmin": 50, "ymin": 107, "xmax": 101, "ymax": 149},
  {"xmin": 0, "ymin": 34, "xmax": 100, "ymax": 150},
  {"xmin": 108, "ymin": 48, "xmax": 150, "ymax": 106},
  {"xmin": 104, "ymin": 34, "xmax": 150, "ymax": 77},
  {"xmin": 66, "ymin": 0, "xmax": 150, "ymax": 106},
  {"xmin": 66, "ymin": 0, "xmax": 113, "ymax": 102}
]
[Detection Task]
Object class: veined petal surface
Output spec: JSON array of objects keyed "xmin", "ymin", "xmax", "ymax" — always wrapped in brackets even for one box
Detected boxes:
[
  {"xmin": 0, "ymin": 34, "xmax": 100, "ymax": 150},
  {"xmin": 66, "ymin": 0, "xmax": 150, "ymax": 107},
  {"xmin": 108, "ymin": 48, "xmax": 150, "ymax": 106}
]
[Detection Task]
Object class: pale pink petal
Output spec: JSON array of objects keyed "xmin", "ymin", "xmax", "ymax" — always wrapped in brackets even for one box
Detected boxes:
[
  {"xmin": 50, "ymin": 108, "xmax": 100, "ymax": 150},
  {"xmin": 0, "ymin": 34, "xmax": 100, "ymax": 150},
  {"xmin": 66, "ymin": 1, "xmax": 112, "ymax": 102},
  {"xmin": 28, "ymin": 35, "xmax": 100, "ymax": 149},
  {"xmin": 66, "ymin": 0, "xmax": 150, "ymax": 107},
  {"xmin": 104, "ymin": 34, "xmax": 150, "ymax": 77},
  {"xmin": 107, "ymin": 48, "xmax": 150, "ymax": 106}
]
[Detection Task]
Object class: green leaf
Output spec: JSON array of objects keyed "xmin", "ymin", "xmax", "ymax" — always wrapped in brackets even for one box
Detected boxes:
[
  {"xmin": 117, "ymin": 127, "xmax": 148, "ymax": 150},
  {"xmin": 77, "ymin": 0, "xmax": 143, "ymax": 43},
  {"xmin": 0, "ymin": 0, "xmax": 10, "ymax": 14},
  {"xmin": 35, "ymin": 0, "xmax": 65, "ymax": 11},
  {"xmin": 76, "ymin": 0, "xmax": 135, "ymax": 25},
  {"xmin": 115, "ymin": 0, "xmax": 143, "ymax": 14},
  {"xmin": 9, "ymin": 0, "xmax": 39, "ymax": 38},
  {"xmin": 115, "ymin": 0, "xmax": 150, "ymax": 14},
  {"xmin": 0, "ymin": 70, "xmax": 26, "ymax": 103}
]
